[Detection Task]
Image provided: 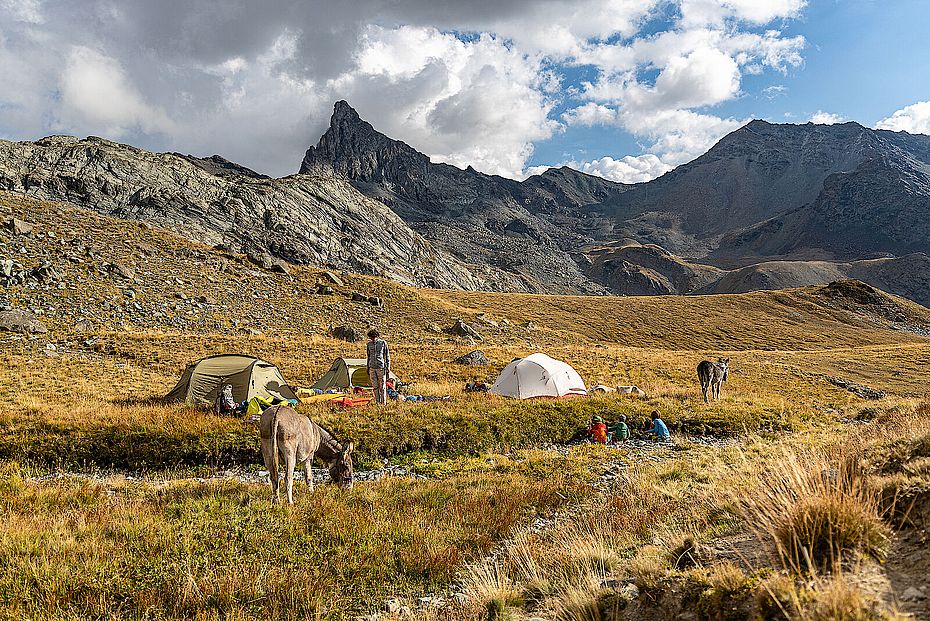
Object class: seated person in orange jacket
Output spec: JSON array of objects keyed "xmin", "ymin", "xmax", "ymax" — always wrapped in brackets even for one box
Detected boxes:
[{"xmin": 587, "ymin": 415, "xmax": 608, "ymax": 444}]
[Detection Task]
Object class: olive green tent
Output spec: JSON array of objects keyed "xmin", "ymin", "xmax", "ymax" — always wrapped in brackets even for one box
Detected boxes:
[
  {"xmin": 166, "ymin": 354, "xmax": 299, "ymax": 405},
  {"xmin": 311, "ymin": 358, "xmax": 398, "ymax": 390}
]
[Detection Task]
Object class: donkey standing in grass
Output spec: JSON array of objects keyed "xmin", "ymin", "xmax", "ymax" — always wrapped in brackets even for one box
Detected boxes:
[
  {"xmin": 259, "ymin": 405, "xmax": 354, "ymax": 504},
  {"xmin": 697, "ymin": 358, "xmax": 730, "ymax": 403}
]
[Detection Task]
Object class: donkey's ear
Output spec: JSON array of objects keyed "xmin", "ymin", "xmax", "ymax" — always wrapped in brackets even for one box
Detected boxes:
[{"xmin": 344, "ymin": 442, "xmax": 354, "ymax": 456}]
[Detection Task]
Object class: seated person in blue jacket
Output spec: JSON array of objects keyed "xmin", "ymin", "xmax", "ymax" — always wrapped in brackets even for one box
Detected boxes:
[{"xmin": 647, "ymin": 410, "xmax": 671, "ymax": 441}]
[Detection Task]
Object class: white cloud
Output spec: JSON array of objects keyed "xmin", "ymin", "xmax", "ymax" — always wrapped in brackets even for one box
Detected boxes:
[
  {"xmin": 626, "ymin": 108, "xmax": 745, "ymax": 164},
  {"xmin": 564, "ymin": 21, "xmax": 802, "ymax": 170},
  {"xmin": 876, "ymin": 101, "xmax": 930, "ymax": 135},
  {"xmin": 330, "ymin": 26, "xmax": 558, "ymax": 178},
  {"xmin": 0, "ymin": 0, "xmax": 43, "ymax": 23},
  {"xmin": 637, "ymin": 46, "xmax": 741, "ymax": 109},
  {"xmin": 679, "ymin": 0, "xmax": 806, "ymax": 27},
  {"xmin": 566, "ymin": 103, "xmax": 745, "ymax": 165},
  {"xmin": 0, "ymin": 0, "xmax": 809, "ymax": 178},
  {"xmin": 562, "ymin": 102, "xmax": 619, "ymax": 126},
  {"xmin": 57, "ymin": 47, "xmax": 176, "ymax": 137},
  {"xmin": 808, "ymin": 110, "xmax": 844, "ymax": 125},
  {"xmin": 572, "ymin": 154, "xmax": 672, "ymax": 183},
  {"xmin": 762, "ymin": 84, "xmax": 788, "ymax": 99}
]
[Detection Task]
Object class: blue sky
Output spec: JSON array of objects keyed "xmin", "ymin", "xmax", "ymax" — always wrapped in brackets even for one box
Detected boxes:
[
  {"xmin": 0, "ymin": 0, "xmax": 928, "ymax": 181},
  {"xmin": 526, "ymin": 0, "xmax": 930, "ymax": 177}
]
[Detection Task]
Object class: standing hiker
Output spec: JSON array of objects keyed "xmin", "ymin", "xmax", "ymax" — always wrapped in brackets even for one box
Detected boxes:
[{"xmin": 366, "ymin": 329, "xmax": 391, "ymax": 405}]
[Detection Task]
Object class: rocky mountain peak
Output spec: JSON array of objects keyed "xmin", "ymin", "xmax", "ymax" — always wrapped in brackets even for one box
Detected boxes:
[
  {"xmin": 299, "ymin": 101, "xmax": 429, "ymax": 184},
  {"xmin": 332, "ymin": 99, "xmax": 361, "ymax": 122}
]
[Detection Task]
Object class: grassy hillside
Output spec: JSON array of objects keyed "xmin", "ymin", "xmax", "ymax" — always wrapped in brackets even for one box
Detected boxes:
[
  {"xmin": 3, "ymin": 191, "xmax": 930, "ymax": 350},
  {"xmin": 2, "ymin": 193, "xmax": 930, "ymax": 620}
]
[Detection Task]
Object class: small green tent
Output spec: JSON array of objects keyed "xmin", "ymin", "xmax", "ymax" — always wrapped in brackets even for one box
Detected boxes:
[
  {"xmin": 166, "ymin": 354, "xmax": 299, "ymax": 405},
  {"xmin": 311, "ymin": 357, "xmax": 398, "ymax": 390}
]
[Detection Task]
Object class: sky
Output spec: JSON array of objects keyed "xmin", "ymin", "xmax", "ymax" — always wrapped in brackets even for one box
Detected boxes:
[{"xmin": 1, "ymin": 0, "xmax": 928, "ymax": 183}]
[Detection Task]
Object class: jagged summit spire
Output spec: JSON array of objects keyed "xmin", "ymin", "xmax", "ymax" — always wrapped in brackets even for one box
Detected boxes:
[
  {"xmin": 332, "ymin": 99, "xmax": 360, "ymax": 120},
  {"xmin": 298, "ymin": 100, "xmax": 428, "ymax": 181}
]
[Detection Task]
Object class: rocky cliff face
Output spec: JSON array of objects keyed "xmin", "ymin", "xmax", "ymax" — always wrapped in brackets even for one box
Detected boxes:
[
  {"xmin": 3, "ymin": 102, "xmax": 930, "ymax": 306},
  {"xmin": 0, "ymin": 135, "xmax": 481, "ymax": 289},
  {"xmin": 301, "ymin": 103, "xmax": 930, "ymax": 303},
  {"xmin": 302, "ymin": 101, "xmax": 621, "ymax": 294}
]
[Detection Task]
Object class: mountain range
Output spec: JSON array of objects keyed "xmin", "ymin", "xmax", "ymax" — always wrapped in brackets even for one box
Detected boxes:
[{"xmin": 2, "ymin": 101, "xmax": 930, "ymax": 303}]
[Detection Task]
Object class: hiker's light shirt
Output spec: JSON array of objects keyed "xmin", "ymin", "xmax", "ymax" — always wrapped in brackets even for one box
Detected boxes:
[
  {"xmin": 650, "ymin": 418, "xmax": 670, "ymax": 440},
  {"xmin": 366, "ymin": 339, "xmax": 390, "ymax": 370}
]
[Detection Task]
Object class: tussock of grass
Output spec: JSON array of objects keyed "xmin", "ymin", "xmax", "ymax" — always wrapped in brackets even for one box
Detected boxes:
[
  {"xmin": 553, "ymin": 585, "xmax": 607, "ymax": 621},
  {"xmin": 741, "ymin": 448, "xmax": 889, "ymax": 573},
  {"xmin": 805, "ymin": 576, "xmax": 909, "ymax": 621},
  {"xmin": 463, "ymin": 561, "xmax": 524, "ymax": 620},
  {"xmin": 628, "ymin": 546, "xmax": 668, "ymax": 592}
]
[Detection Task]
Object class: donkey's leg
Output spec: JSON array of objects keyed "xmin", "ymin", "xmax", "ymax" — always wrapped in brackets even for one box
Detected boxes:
[
  {"xmin": 304, "ymin": 451, "xmax": 315, "ymax": 492},
  {"xmin": 701, "ymin": 380, "xmax": 709, "ymax": 403},
  {"xmin": 261, "ymin": 438, "xmax": 280, "ymax": 503},
  {"xmin": 285, "ymin": 447, "xmax": 297, "ymax": 505}
]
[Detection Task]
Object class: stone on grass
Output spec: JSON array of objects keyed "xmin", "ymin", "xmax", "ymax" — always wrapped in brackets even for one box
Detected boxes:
[
  {"xmin": 7, "ymin": 218, "xmax": 33, "ymax": 236},
  {"xmin": 455, "ymin": 350, "xmax": 488, "ymax": 366},
  {"xmin": 448, "ymin": 319, "xmax": 482, "ymax": 340},
  {"xmin": 321, "ymin": 271, "xmax": 344, "ymax": 286},
  {"xmin": 331, "ymin": 324, "xmax": 361, "ymax": 342},
  {"xmin": 0, "ymin": 309, "xmax": 48, "ymax": 334}
]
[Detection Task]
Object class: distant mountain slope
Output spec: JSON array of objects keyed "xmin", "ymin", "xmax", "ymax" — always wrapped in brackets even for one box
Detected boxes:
[
  {"xmin": 711, "ymin": 150, "xmax": 930, "ymax": 263},
  {"xmin": 3, "ymin": 101, "xmax": 930, "ymax": 305},
  {"xmin": 0, "ymin": 135, "xmax": 485, "ymax": 289},
  {"xmin": 698, "ymin": 254, "xmax": 930, "ymax": 305},
  {"xmin": 300, "ymin": 102, "xmax": 930, "ymax": 300},
  {"xmin": 597, "ymin": 120, "xmax": 889, "ymax": 256}
]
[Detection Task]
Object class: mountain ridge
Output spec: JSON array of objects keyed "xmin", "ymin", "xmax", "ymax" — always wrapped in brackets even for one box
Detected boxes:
[{"xmin": 2, "ymin": 102, "xmax": 930, "ymax": 304}]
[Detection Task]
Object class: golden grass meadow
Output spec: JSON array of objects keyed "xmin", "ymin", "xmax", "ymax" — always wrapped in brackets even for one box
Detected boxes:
[{"xmin": 1, "ymin": 194, "xmax": 930, "ymax": 620}]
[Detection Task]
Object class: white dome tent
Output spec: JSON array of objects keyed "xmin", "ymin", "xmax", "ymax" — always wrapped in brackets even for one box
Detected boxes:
[{"xmin": 489, "ymin": 353, "xmax": 587, "ymax": 399}]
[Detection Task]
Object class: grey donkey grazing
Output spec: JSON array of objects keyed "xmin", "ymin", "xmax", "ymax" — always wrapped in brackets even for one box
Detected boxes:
[
  {"xmin": 259, "ymin": 405, "xmax": 354, "ymax": 504},
  {"xmin": 697, "ymin": 358, "xmax": 730, "ymax": 403}
]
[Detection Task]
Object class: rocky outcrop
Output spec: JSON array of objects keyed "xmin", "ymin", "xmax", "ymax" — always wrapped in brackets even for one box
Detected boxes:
[
  {"xmin": 0, "ymin": 135, "xmax": 481, "ymax": 290},
  {"xmin": 454, "ymin": 350, "xmax": 488, "ymax": 366},
  {"xmin": 584, "ymin": 243, "xmax": 723, "ymax": 295},
  {"xmin": 4, "ymin": 102, "xmax": 930, "ymax": 305}
]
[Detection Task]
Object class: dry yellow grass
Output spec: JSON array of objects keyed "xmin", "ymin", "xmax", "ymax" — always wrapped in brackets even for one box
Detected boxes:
[{"xmin": 4, "ymin": 193, "xmax": 930, "ymax": 619}]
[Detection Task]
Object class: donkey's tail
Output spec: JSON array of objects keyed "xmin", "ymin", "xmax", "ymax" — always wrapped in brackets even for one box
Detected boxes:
[{"xmin": 270, "ymin": 405, "xmax": 281, "ymax": 471}]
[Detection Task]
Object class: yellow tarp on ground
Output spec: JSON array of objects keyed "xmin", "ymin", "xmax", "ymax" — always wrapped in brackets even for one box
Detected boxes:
[
  {"xmin": 301, "ymin": 393, "xmax": 346, "ymax": 404},
  {"xmin": 246, "ymin": 395, "xmax": 279, "ymax": 417}
]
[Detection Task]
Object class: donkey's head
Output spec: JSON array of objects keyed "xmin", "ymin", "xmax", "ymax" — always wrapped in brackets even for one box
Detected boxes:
[
  {"xmin": 328, "ymin": 441, "xmax": 355, "ymax": 489},
  {"xmin": 717, "ymin": 357, "xmax": 730, "ymax": 381}
]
